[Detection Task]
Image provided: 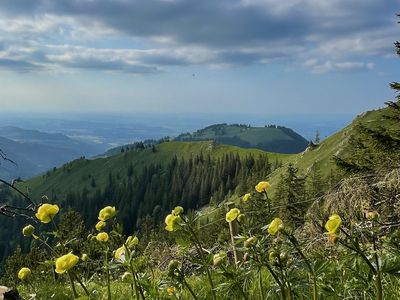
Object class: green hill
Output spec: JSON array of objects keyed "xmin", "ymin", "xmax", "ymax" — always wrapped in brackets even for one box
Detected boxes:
[
  {"xmin": 19, "ymin": 141, "xmax": 291, "ymax": 201},
  {"xmin": 175, "ymin": 123, "xmax": 309, "ymax": 154},
  {"xmin": 267, "ymin": 103, "xmax": 400, "ymax": 195}
]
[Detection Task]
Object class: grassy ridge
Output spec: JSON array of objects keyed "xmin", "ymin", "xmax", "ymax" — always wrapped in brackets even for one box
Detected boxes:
[
  {"xmin": 19, "ymin": 141, "xmax": 292, "ymax": 201},
  {"xmin": 175, "ymin": 123, "xmax": 309, "ymax": 153}
]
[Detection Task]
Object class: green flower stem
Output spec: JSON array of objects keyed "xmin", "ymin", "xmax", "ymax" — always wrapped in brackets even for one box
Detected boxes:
[
  {"xmin": 27, "ymin": 280, "xmax": 37, "ymax": 295},
  {"xmin": 183, "ymin": 278, "xmax": 198, "ymax": 300},
  {"xmin": 287, "ymin": 234, "xmax": 317, "ymax": 300},
  {"xmin": 373, "ymin": 236, "xmax": 383, "ymax": 300},
  {"xmin": 277, "ymin": 256, "xmax": 292, "ymax": 300},
  {"xmin": 220, "ymin": 265, "xmax": 248, "ymax": 300},
  {"xmin": 258, "ymin": 267, "xmax": 265, "ymax": 300},
  {"xmin": 339, "ymin": 227, "xmax": 382, "ymax": 300},
  {"xmin": 125, "ymin": 245, "xmax": 145, "ymax": 300},
  {"xmin": 129, "ymin": 263, "xmax": 140, "ymax": 300},
  {"xmin": 263, "ymin": 261, "xmax": 285, "ymax": 300},
  {"xmin": 67, "ymin": 271, "xmax": 79, "ymax": 299},
  {"xmin": 263, "ymin": 191, "xmax": 270, "ymax": 214},
  {"xmin": 72, "ymin": 271, "xmax": 90, "ymax": 297},
  {"xmin": 183, "ymin": 219, "xmax": 217, "ymax": 300},
  {"xmin": 105, "ymin": 248, "xmax": 112, "ymax": 300},
  {"xmin": 134, "ymin": 271, "xmax": 146, "ymax": 300},
  {"xmin": 130, "ymin": 283, "xmax": 134, "ymax": 298},
  {"xmin": 339, "ymin": 229, "xmax": 377, "ymax": 273}
]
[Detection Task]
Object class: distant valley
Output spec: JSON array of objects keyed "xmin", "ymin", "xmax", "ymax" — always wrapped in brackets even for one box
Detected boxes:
[{"xmin": 0, "ymin": 127, "xmax": 105, "ymax": 180}]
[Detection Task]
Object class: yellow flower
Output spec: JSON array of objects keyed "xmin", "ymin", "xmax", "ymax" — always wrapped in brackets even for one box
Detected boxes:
[
  {"xmin": 115, "ymin": 246, "xmax": 126, "ymax": 261},
  {"xmin": 166, "ymin": 286, "xmax": 176, "ymax": 296},
  {"xmin": 18, "ymin": 267, "xmax": 31, "ymax": 280},
  {"xmin": 96, "ymin": 232, "xmax": 109, "ymax": 242},
  {"xmin": 325, "ymin": 214, "xmax": 342, "ymax": 235},
  {"xmin": 81, "ymin": 254, "xmax": 88, "ymax": 262},
  {"xmin": 172, "ymin": 206, "xmax": 184, "ymax": 216},
  {"xmin": 98, "ymin": 206, "xmax": 116, "ymax": 221},
  {"xmin": 165, "ymin": 214, "xmax": 181, "ymax": 232},
  {"xmin": 213, "ymin": 251, "xmax": 227, "ymax": 266},
  {"xmin": 126, "ymin": 236, "xmax": 139, "ymax": 249},
  {"xmin": 255, "ymin": 181, "xmax": 271, "ymax": 193},
  {"xmin": 95, "ymin": 220, "xmax": 106, "ymax": 231},
  {"xmin": 22, "ymin": 225, "xmax": 35, "ymax": 237},
  {"xmin": 35, "ymin": 203, "xmax": 59, "ymax": 223},
  {"xmin": 55, "ymin": 253, "xmax": 79, "ymax": 274},
  {"xmin": 242, "ymin": 193, "xmax": 251, "ymax": 202},
  {"xmin": 225, "ymin": 208, "xmax": 240, "ymax": 223},
  {"xmin": 268, "ymin": 218, "xmax": 284, "ymax": 235}
]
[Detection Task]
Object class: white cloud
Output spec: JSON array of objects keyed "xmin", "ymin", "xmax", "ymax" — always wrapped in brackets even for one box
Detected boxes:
[{"xmin": 304, "ymin": 59, "xmax": 375, "ymax": 73}]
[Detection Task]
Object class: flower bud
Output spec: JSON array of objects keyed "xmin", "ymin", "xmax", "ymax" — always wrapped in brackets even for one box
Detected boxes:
[
  {"xmin": 126, "ymin": 236, "xmax": 139, "ymax": 249},
  {"xmin": 213, "ymin": 251, "xmax": 227, "ymax": 266},
  {"xmin": 121, "ymin": 272, "xmax": 133, "ymax": 283},
  {"xmin": 237, "ymin": 214, "xmax": 246, "ymax": 223},
  {"xmin": 366, "ymin": 211, "xmax": 379, "ymax": 221},
  {"xmin": 22, "ymin": 225, "xmax": 35, "ymax": 237},
  {"xmin": 243, "ymin": 236, "xmax": 257, "ymax": 248},
  {"xmin": 18, "ymin": 267, "xmax": 31, "ymax": 281},
  {"xmin": 81, "ymin": 254, "xmax": 88, "ymax": 262},
  {"xmin": 167, "ymin": 260, "xmax": 180, "ymax": 277}
]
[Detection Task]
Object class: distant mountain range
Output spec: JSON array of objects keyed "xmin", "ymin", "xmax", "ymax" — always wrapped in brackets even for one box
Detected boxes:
[
  {"xmin": 175, "ymin": 123, "xmax": 309, "ymax": 154},
  {"xmin": 0, "ymin": 126, "xmax": 106, "ymax": 180},
  {"xmin": 0, "ymin": 123, "xmax": 309, "ymax": 180}
]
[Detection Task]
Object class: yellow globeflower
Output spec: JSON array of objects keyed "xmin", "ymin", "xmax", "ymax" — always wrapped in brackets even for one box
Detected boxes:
[
  {"xmin": 98, "ymin": 206, "xmax": 116, "ymax": 221},
  {"xmin": 35, "ymin": 203, "xmax": 59, "ymax": 223},
  {"xmin": 18, "ymin": 267, "xmax": 31, "ymax": 281},
  {"xmin": 268, "ymin": 218, "xmax": 284, "ymax": 235},
  {"xmin": 165, "ymin": 214, "xmax": 181, "ymax": 232},
  {"xmin": 115, "ymin": 246, "xmax": 126, "ymax": 261},
  {"xmin": 55, "ymin": 253, "xmax": 79, "ymax": 274},
  {"xmin": 166, "ymin": 286, "xmax": 176, "ymax": 296},
  {"xmin": 255, "ymin": 181, "xmax": 271, "ymax": 193},
  {"xmin": 95, "ymin": 220, "xmax": 106, "ymax": 231},
  {"xmin": 96, "ymin": 232, "xmax": 109, "ymax": 242},
  {"xmin": 172, "ymin": 206, "xmax": 184, "ymax": 216},
  {"xmin": 325, "ymin": 214, "xmax": 342, "ymax": 235},
  {"xmin": 242, "ymin": 193, "xmax": 251, "ymax": 202},
  {"xmin": 81, "ymin": 254, "xmax": 88, "ymax": 262},
  {"xmin": 126, "ymin": 235, "xmax": 139, "ymax": 249},
  {"xmin": 225, "ymin": 208, "xmax": 240, "ymax": 223}
]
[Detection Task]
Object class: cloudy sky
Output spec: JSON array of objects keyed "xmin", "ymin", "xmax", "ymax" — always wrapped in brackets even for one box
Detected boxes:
[{"xmin": 0, "ymin": 0, "xmax": 399, "ymax": 115}]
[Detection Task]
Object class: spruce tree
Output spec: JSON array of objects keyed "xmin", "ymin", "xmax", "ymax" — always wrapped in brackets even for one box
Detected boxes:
[{"xmin": 275, "ymin": 163, "xmax": 307, "ymax": 228}]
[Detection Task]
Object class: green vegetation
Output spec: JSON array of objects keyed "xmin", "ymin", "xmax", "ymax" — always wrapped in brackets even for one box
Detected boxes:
[
  {"xmin": 0, "ymin": 100, "xmax": 398, "ymax": 300},
  {"xmin": 1, "ymin": 35, "xmax": 400, "ymax": 298},
  {"xmin": 175, "ymin": 124, "xmax": 309, "ymax": 154}
]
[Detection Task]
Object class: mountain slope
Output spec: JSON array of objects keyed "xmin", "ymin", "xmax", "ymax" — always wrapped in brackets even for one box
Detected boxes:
[
  {"xmin": 0, "ymin": 127, "xmax": 106, "ymax": 180},
  {"xmin": 267, "ymin": 103, "xmax": 400, "ymax": 194},
  {"xmin": 175, "ymin": 124, "xmax": 309, "ymax": 154},
  {"xmin": 18, "ymin": 141, "xmax": 292, "ymax": 201}
]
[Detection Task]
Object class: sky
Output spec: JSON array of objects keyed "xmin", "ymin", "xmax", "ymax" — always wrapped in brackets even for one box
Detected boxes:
[{"xmin": 0, "ymin": 0, "xmax": 399, "ymax": 116}]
